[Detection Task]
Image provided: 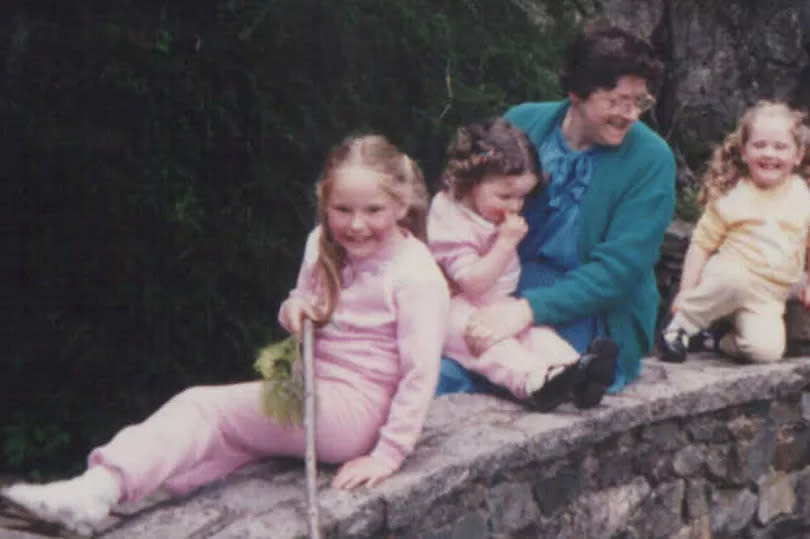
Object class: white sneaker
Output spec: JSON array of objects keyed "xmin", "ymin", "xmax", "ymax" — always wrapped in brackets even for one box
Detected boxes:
[{"xmin": 2, "ymin": 466, "xmax": 120, "ymax": 536}]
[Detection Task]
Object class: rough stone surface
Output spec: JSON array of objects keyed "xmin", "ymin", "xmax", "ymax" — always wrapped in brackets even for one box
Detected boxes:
[
  {"xmin": 4, "ymin": 357, "xmax": 810, "ymax": 538},
  {"xmin": 757, "ymin": 471, "xmax": 797, "ymax": 525},
  {"xmin": 709, "ymin": 488, "xmax": 759, "ymax": 536}
]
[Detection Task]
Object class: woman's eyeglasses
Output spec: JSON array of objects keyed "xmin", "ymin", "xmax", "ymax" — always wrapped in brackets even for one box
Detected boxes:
[{"xmin": 600, "ymin": 94, "xmax": 656, "ymax": 114}]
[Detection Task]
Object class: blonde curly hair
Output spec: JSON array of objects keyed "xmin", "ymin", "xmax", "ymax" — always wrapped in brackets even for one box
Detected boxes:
[{"xmin": 699, "ymin": 100, "xmax": 810, "ymax": 204}]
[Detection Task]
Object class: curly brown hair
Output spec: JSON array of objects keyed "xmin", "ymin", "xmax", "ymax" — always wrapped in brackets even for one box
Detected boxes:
[
  {"xmin": 699, "ymin": 101, "xmax": 810, "ymax": 204},
  {"xmin": 441, "ymin": 117, "xmax": 541, "ymax": 200},
  {"xmin": 313, "ymin": 134, "xmax": 428, "ymax": 323}
]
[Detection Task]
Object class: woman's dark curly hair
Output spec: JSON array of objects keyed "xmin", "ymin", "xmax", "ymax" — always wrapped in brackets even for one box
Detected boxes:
[
  {"xmin": 560, "ymin": 18, "xmax": 663, "ymax": 98},
  {"xmin": 441, "ymin": 118, "xmax": 541, "ymax": 200}
]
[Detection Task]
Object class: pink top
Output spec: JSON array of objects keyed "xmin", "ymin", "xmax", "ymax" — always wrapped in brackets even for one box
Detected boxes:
[
  {"xmin": 427, "ymin": 190, "xmax": 520, "ymax": 305},
  {"xmin": 281, "ymin": 226, "xmax": 449, "ymax": 468}
]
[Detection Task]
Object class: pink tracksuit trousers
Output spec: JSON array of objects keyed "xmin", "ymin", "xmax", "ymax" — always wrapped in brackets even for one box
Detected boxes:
[{"xmin": 89, "ymin": 379, "xmax": 389, "ymax": 502}]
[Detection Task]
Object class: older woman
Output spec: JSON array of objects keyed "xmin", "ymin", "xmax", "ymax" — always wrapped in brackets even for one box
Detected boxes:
[{"xmin": 438, "ymin": 19, "xmax": 676, "ymax": 402}]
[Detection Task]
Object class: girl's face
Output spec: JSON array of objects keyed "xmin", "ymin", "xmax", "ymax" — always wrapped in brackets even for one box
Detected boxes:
[
  {"xmin": 326, "ymin": 166, "xmax": 407, "ymax": 259},
  {"xmin": 742, "ymin": 113, "xmax": 803, "ymax": 189},
  {"xmin": 463, "ymin": 172, "xmax": 538, "ymax": 223}
]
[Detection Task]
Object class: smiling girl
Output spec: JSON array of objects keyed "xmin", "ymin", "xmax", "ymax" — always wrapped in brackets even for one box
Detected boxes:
[
  {"xmin": 3, "ymin": 134, "xmax": 449, "ymax": 535},
  {"xmin": 659, "ymin": 101, "xmax": 810, "ymax": 363}
]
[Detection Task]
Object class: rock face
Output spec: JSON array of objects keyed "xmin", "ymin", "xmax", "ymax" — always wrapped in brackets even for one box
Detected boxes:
[{"xmin": 520, "ymin": 0, "xmax": 810, "ymax": 174}]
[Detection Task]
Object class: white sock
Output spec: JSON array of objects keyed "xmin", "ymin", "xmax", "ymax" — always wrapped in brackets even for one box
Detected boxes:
[
  {"xmin": 525, "ymin": 363, "xmax": 569, "ymax": 395},
  {"xmin": 2, "ymin": 465, "xmax": 121, "ymax": 536},
  {"xmin": 666, "ymin": 312, "xmax": 701, "ymax": 336}
]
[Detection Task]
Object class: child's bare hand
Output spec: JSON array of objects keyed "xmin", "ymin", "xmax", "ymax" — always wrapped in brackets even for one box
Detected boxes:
[
  {"xmin": 279, "ymin": 296, "xmax": 321, "ymax": 335},
  {"xmin": 799, "ymin": 284, "xmax": 810, "ymax": 309},
  {"xmin": 331, "ymin": 455, "xmax": 397, "ymax": 490},
  {"xmin": 496, "ymin": 213, "xmax": 528, "ymax": 247}
]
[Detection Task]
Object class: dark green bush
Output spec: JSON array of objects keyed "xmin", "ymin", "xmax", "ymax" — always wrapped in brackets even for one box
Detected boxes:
[{"xmin": 2, "ymin": 1, "xmax": 570, "ymax": 475}]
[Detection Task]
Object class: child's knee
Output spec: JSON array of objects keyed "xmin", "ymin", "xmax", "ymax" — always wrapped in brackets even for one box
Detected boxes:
[{"xmin": 737, "ymin": 339, "xmax": 785, "ymax": 363}]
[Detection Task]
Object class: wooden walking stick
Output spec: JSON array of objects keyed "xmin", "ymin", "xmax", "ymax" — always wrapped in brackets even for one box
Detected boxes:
[{"xmin": 302, "ymin": 317, "xmax": 322, "ymax": 539}]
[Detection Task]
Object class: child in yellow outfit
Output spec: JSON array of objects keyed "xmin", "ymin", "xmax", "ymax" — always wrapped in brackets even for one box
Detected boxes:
[{"xmin": 659, "ymin": 101, "xmax": 810, "ymax": 363}]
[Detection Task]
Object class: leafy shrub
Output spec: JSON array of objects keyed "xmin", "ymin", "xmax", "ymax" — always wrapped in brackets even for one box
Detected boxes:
[{"xmin": 2, "ymin": 0, "xmax": 569, "ymax": 475}]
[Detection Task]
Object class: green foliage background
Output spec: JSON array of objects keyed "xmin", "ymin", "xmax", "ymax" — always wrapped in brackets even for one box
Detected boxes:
[{"xmin": 2, "ymin": 1, "xmax": 571, "ymax": 475}]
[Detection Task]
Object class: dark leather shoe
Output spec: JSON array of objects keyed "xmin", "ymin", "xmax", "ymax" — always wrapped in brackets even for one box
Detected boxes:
[
  {"xmin": 572, "ymin": 337, "xmax": 619, "ymax": 409},
  {"xmin": 527, "ymin": 337, "xmax": 618, "ymax": 412},
  {"xmin": 526, "ymin": 360, "xmax": 581, "ymax": 413},
  {"xmin": 658, "ymin": 328, "xmax": 689, "ymax": 363}
]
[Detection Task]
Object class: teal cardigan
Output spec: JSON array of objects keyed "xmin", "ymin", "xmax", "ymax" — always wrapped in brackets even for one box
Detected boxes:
[{"xmin": 505, "ymin": 100, "xmax": 676, "ymax": 388}]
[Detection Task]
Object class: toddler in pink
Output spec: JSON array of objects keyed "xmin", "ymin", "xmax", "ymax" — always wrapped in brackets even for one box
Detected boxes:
[
  {"xmin": 429, "ymin": 118, "xmax": 618, "ymax": 411},
  {"xmin": 3, "ymin": 134, "xmax": 449, "ymax": 536}
]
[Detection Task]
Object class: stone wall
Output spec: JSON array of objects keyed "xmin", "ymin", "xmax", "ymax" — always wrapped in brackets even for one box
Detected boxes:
[{"xmin": 7, "ymin": 357, "xmax": 810, "ymax": 539}]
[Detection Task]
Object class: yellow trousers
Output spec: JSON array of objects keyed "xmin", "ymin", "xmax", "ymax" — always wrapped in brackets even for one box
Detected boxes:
[{"xmin": 675, "ymin": 253, "xmax": 790, "ymax": 362}]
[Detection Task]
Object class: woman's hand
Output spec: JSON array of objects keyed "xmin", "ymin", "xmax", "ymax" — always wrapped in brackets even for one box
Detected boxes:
[
  {"xmin": 464, "ymin": 298, "xmax": 533, "ymax": 355},
  {"xmin": 331, "ymin": 455, "xmax": 397, "ymax": 490},
  {"xmin": 279, "ymin": 296, "xmax": 321, "ymax": 335}
]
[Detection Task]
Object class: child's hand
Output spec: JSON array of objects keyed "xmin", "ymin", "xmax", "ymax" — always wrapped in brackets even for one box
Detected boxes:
[
  {"xmin": 465, "ymin": 298, "xmax": 533, "ymax": 355},
  {"xmin": 331, "ymin": 455, "xmax": 397, "ymax": 490},
  {"xmin": 279, "ymin": 296, "xmax": 321, "ymax": 335},
  {"xmin": 670, "ymin": 292, "xmax": 683, "ymax": 313},
  {"xmin": 799, "ymin": 284, "xmax": 810, "ymax": 309},
  {"xmin": 496, "ymin": 213, "xmax": 529, "ymax": 248}
]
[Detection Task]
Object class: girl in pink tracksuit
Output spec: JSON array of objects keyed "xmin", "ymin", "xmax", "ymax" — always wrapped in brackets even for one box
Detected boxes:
[
  {"xmin": 3, "ymin": 134, "xmax": 449, "ymax": 536},
  {"xmin": 428, "ymin": 118, "xmax": 617, "ymax": 411}
]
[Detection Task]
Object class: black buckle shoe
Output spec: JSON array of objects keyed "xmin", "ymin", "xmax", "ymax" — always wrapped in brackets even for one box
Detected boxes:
[
  {"xmin": 527, "ymin": 337, "xmax": 619, "ymax": 412},
  {"xmin": 658, "ymin": 328, "xmax": 689, "ymax": 363},
  {"xmin": 572, "ymin": 337, "xmax": 619, "ymax": 409}
]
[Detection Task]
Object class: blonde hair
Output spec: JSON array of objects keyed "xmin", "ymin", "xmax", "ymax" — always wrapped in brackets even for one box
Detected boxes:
[
  {"xmin": 699, "ymin": 100, "xmax": 810, "ymax": 204},
  {"xmin": 312, "ymin": 134, "xmax": 428, "ymax": 323}
]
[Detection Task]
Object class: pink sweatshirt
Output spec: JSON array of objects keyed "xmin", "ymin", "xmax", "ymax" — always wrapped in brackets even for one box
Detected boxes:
[
  {"xmin": 427, "ymin": 191, "xmax": 520, "ymax": 305},
  {"xmin": 283, "ymin": 226, "xmax": 449, "ymax": 468}
]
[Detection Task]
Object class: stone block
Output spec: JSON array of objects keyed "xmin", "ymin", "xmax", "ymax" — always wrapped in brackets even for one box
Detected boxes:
[
  {"xmin": 672, "ymin": 445, "xmax": 705, "ymax": 477},
  {"xmin": 802, "ymin": 392, "xmax": 810, "ymax": 422},
  {"xmin": 686, "ymin": 415, "xmax": 731, "ymax": 443},
  {"xmin": 626, "ymin": 479, "xmax": 686, "ymax": 539},
  {"xmin": 487, "ymin": 481, "xmax": 540, "ymax": 534},
  {"xmin": 792, "ymin": 466, "xmax": 810, "ymax": 519},
  {"xmin": 772, "ymin": 425, "xmax": 810, "ymax": 472},
  {"xmin": 532, "ymin": 466, "xmax": 584, "ymax": 516},
  {"xmin": 708, "ymin": 488, "xmax": 758, "ymax": 536},
  {"xmin": 640, "ymin": 420, "xmax": 689, "ymax": 451},
  {"xmin": 756, "ymin": 471, "xmax": 796, "ymax": 524},
  {"xmin": 685, "ymin": 479, "xmax": 712, "ymax": 520},
  {"xmin": 769, "ymin": 398, "xmax": 801, "ymax": 425},
  {"xmin": 559, "ymin": 477, "xmax": 651, "ymax": 538}
]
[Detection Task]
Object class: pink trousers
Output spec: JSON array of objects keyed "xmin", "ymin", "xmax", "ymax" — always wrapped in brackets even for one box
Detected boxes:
[
  {"xmin": 88, "ymin": 380, "xmax": 389, "ymax": 503},
  {"xmin": 444, "ymin": 298, "xmax": 579, "ymax": 399}
]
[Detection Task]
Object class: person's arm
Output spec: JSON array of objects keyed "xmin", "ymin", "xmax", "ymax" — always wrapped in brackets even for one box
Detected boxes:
[
  {"xmin": 670, "ymin": 201, "xmax": 726, "ymax": 311},
  {"xmin": 670, "ymin": 242, "xmax": 711, "ymax": 312},
  {"xmin": 454, "ymin": 214, "xmax": 527, "ymax": 298},
  {"xmin": 278, "ymin": 228, "xmax": 323, "ymax": 335},
  {"xmin": 520, "ymin": 155, "xmax": 676, "ymax": 326},
  {"xmin": 332, "ymin": 262, "xmax": 450, "ymax": 489}
]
